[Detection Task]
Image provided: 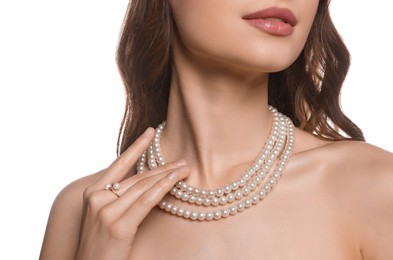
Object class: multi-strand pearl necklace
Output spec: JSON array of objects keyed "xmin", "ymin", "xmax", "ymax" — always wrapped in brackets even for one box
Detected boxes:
[{"xmin": 137, "ymin": 106, "xmax": 295, "ymax": 221}]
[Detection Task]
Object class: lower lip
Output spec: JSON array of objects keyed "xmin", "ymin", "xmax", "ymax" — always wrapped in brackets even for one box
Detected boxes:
[{"xmin": 245, "ymin": 19, "xmax": 294, "ymax": 36}]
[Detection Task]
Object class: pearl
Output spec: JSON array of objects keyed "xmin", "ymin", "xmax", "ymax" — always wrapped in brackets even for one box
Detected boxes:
[
  {"xmin": 273, "ymin": 173, "xmax": 281, "ymax": 179},
  {"xmin": 203, "ymin": 198, "xmax": 211, "ymax": 206},
  {"xmin": 234, "ymin": 190, "xmax": 243, "ymax": 200},
  {"xmin": 197, "ymin": 212, "xmax": 206, "ymax": 221},
  {"xmin": 213, "ymin": 211, "xmax": 222, "ymax": 220},
  {"xmin": 181, "ymin": 193, "xmax": 189, "ymax": 201},
  {"xmin": 237, "ymin": 203, "xmax": 245, "ymax": 212},
  {"xmin": 222, "ymin": 209, "xmax": 230, "ymax": 218},
  {"xmin": 176, "ymin": 207, "xmax": 184, "ymax": 217},
  {"xmin": 208, "ymin": 190, "xmax": 215, "ymax": 198},
  {"xmin": 224, "ymin": 185, "xmax": 232, "ymax": 194},
  {"xmin": 219, "ymin": 196, "xmax": 227, "ymax": 205},
  {"xmin": 244, "ymin": 199, "xmax": 252, "ymax": 208},
  {"xmin": 242, "ymin": 187, "xmax": 251, "ymax": 196},
  {"xmin": 231, "ymin": 182, "xmax": 239, "ymax": 190},
  {"xmin": 158, "ymin": 200, "xmax": 166, "ymax": 209},
  {"xmin": 249, "ymin": 182, "xmax": 257, "ymax": 190},
  {"xmin": 266, "ymin": 158, "xmax": 273, "ymax": 165},
  {"xmin": 175, "ymin": 190, "xmax": 182, "ymax": 199},
  {"xmin": 188, "ymin": 212, "xmax": 197, "ymax": 220},
  {"xmin": 170, "ymin": 205, "xmax": 178, "ymax": 215},
  {"xmin": 211, "ymin": 197, "xmax": 220, "ymax": 206},
  {"xmin": 252, "ymin": 195, "xmax": 259, "ymax": 204},
  {"xmin": 165, "ymin": 203, "xmax": 172, "ymax": 212},
  {"xmin": 247, "ymin": 168, "xmax": 255, "ymax": 175},
  {"xmin": 183, "ymin": 210, "xmax": 191, "ymax": 219},
  {"xmin": 227, "ymin": 193, "xmax": 235, "ymax": 203},
  {"xmin": 206, "ymin": 212, "xmax": 214, "ymax": 221},
  {"xmin": 196, "ymin": 197, "xmax": 203, "ymax": 205},
  {"xmin": 170, "ymin": 187, "xmax": 177, "ymax": 195},
  {"xmin": 189, "ymin": 195, "xmax": 197, "ymax": 203},
  {"xmin": 216, "ymin": 188, "xmax": 224, "ymax": 197},
  {"xmin": 229, "ymin": 206, "xmax": 238, "ymax": 215}
]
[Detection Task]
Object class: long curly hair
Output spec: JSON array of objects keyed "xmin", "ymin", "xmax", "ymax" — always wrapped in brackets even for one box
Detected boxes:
[{"xmin": 116, "ymin": 0, "xmax": 364, "ymax": 156}]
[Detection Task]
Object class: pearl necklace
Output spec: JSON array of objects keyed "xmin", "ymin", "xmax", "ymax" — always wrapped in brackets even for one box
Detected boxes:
[{"xmin": 136, "ymin": 106, "xmax": 295, "ymax": 221}]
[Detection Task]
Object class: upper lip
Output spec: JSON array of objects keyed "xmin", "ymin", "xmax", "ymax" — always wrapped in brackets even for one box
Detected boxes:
[{"xmin": 242, "ymin": 7, "xmax": 297, "ymax": 26}]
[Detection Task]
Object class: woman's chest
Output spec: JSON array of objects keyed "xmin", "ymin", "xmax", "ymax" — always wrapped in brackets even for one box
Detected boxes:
[{"xmin": 129, "ymin": 180, "xmax": 362, "ymax": 260}]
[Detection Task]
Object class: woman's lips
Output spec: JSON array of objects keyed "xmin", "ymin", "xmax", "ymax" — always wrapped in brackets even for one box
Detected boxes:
[{"xmin": 242, "ymin": 7, "xmax": 297, "ymax": 36}]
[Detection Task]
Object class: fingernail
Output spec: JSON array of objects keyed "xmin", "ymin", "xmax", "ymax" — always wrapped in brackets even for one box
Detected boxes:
[
  {"xmin": 175, "ymin": 159, "xmax": 187, "ymax": 167},
  {"xmin": 168, "ymin": 172, "xmax": 178, "ymax": 180},
  {"xmin": 143, "ymin": 127, "xmax": 153, "ymax": 137},
  {"xmin": 180, "ymin": 166, "xmax": 190, "ymax": 173},
  {"xmin": 168, "ymin": 167, "xmax": 190, "ymax": 180}
]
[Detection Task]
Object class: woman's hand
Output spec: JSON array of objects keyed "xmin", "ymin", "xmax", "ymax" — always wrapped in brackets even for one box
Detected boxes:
[{"xmin": 74, "ymin": 127, "xmax": 190, "ymax": 260}]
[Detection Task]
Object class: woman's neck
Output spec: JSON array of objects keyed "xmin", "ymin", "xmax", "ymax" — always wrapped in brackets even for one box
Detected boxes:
[{"xmin": 161, "ymin": 51, "xmax": 272, "ymax": 188}]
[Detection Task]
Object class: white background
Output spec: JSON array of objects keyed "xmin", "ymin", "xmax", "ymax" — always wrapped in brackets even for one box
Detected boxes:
[{"xmin": 1, "ymin": 1, "xmax": 392, "ymax": 259}]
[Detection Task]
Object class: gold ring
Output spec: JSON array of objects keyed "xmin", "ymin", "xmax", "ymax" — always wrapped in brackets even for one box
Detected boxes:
[
  {"xmin": 109, "ymin": 188, "xmax": 120, "ymax": 198},
  {"xmin": 104, "ymin": 183, "xmax": 121, "ymax": 197}
]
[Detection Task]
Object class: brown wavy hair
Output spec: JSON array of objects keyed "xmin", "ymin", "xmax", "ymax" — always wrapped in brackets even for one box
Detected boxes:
[{"xmin": 116, "ymin": 0, "xmax": 365, "ymax": 156}]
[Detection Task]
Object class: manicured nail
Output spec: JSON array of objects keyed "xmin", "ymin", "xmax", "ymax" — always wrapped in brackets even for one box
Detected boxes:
[
  {"xmin": 143, "ymin": 127, "xmax": 153, "ymax": 137},
  {"xmin": 175, "ymin": 159, "xmax": 187, "ymax": 167},
  {"xmin": 180, "ymin": 166, "xmax": 190, "ymax": 173},
  {"xmin": 168, "ymin": 172, "xmax": 178, "ymax": 180}
]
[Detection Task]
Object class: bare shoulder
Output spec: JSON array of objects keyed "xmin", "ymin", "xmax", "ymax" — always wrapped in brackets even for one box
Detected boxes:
[
  {"xmin": 307, "ymin": 139, "xmax": 393, "ymax": 260},
  {"xmin": 40, "ymin": 169, "xmax": 105, "ymax": 260},
  {"xmin": 294, "ymin": 128, "xmax": 393, "ymax": 178},
  {"xmin": 292, "ymin": 128, "xmax": 393, "ymax": 259},
  {"xmin": 321, "ymin": 140, "xmax": 393, "ymax": 185}
]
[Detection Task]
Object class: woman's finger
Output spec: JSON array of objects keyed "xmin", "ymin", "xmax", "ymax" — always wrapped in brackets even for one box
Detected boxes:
[
  {"xmin": 93, "ymin": 127, "xmax": 155, "ymax": 189},
  {"xmin": 112, "ymin": 160, "xmax": 187, "ymax": 197},
  {"xmin": 99, "ymin": 165, "xmax": 190, "ymax": 218},
  {"xmin": 114, "ymin": 166, "xmax": 191, "ymax": 231}
]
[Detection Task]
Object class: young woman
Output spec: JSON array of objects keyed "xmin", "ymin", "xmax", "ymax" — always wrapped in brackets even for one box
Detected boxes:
[{"xmin": 40, "ymin": 0, "xmax": 393, "ymax": 259}]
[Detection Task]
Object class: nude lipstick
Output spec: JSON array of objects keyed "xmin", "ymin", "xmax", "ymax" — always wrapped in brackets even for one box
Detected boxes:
[{"xmin": 242, "ymin": 7, "xmax": 297, "ymax": 36}]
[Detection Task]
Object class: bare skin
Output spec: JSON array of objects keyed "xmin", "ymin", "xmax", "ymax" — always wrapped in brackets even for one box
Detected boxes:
[
  {"xmin": 40, "ymin": 0, "xmax": 393, "ymax": 259},
  {"xmin": 40, "ymin": 134, "xmax": 393, "ymax": 259}
]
